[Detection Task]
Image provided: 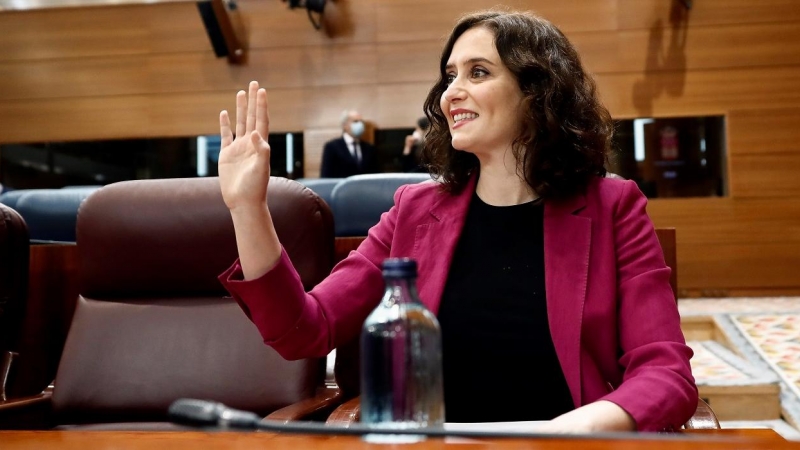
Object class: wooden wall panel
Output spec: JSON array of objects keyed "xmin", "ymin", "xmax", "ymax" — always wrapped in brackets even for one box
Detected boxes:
[
  {"xmin": 0, "ymin": 45, "xmax": 379, "ymax": 101},
  {"xmin": 608, "ymin": 23, "xmax": 800, "ymax": 74},
  {"xmin": 0, "ymin": 3, "xmax": 208, "ymax": 62},
  {"xmin": 728, "ymin": 108, "xmax": 800, "ymax": 155},
  {"xmin": 375, "ymin": 0, "xmax": 618, "ymax": 44},
  {"xmin": 728, "ymin": 153, "xmax": 800, "ymax": 198},
  {"xmin": 647, "ymin": 197, "xmax": 800, "ymax": 292},
  {"xmin": 303, "ymin": 128, "xmax": 341, "ymax": 178},
  {"xmin": 377, "ymin": 42, "xmax": 440, "ymax": 85},
  {"xmin": 244, "ymin": 0, "xmax": 377, "ymax": 48},
  {"xmin": 6, "ymin": 22, "xmax": 799, "ymax": 102},
  {"xmin": 597, "ymin": 66, "xmax": 800, "ymax": 119},
  {"xmin": 6, "ymin": 64, "xmax": 800, "ymax": 142},
  {"xmin": 0, "ymin": 85, "xmax": 383, "ymax": 143},
  {"xmin": 678, "ymin": 242, "xmax": 800, "ymax": 290},
  {"xmin": 376, "ymin": 83, "xmax": 431, "ymax": 128},
  {"xmin": 618, "ymin": 0, "xmax": 800, "ymax": 30},
  {"xmin": 647, "ymin": 198, "xmax": 800, "ymax": 246}
]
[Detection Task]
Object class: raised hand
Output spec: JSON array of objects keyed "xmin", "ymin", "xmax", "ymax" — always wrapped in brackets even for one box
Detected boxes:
[{"xmin": 218, "ymin": 81, "xmax": 271, "ymax": 211}]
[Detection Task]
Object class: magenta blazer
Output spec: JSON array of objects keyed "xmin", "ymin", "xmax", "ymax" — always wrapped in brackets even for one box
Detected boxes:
[{"xmin": 220, "ymin": 175, "xmax": 697, "ymax": 431}]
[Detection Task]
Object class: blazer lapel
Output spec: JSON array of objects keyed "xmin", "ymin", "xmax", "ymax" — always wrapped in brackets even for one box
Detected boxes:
[
  {"xmin": 544, "ymin": 192, "xmax": 591, "ymax": 407},
  {"xmin": 414, "ymin": 176, "xmax": 476, "ymax": 314}
]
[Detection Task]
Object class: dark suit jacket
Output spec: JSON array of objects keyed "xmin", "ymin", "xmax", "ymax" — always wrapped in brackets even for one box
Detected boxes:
[
  {"xmin": 320, "ymin": 137, "xmax": 378, "ymax": 178},
  {"xmin": 220, "ymin": 174, "xmax": 696, "ymax": 431}
]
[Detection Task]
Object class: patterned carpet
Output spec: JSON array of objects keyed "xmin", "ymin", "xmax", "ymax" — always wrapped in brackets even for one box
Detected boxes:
[
  {"xmin": 680, "ymin": 298, "xmax": 800, "ymax": 436},
  {"xmin": 687, "ymin": 340, "xmax": 777, "ymax": 385},
  {"xmin": 731, "ymin": 314, "xmax": 800, "ymax": 401}
]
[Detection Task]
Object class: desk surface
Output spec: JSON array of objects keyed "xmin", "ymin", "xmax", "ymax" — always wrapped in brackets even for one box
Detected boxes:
[{"xmin": 1, "ymin": 429, "xmax": 798, "ymax": 449}]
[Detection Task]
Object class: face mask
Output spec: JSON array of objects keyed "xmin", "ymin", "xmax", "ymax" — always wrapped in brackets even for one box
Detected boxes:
[{"xmin": 350, "ymin": 120, "xmax": 365, "ymax": 138}]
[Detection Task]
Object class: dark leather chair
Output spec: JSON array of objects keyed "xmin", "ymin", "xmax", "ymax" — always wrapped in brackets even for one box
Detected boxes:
[
  {"xmin": 0, "ymin": 177, "xmax": 340, "ymax": 429},
  {"xmin": 13, "ymin": 187, "xmax": 100, "ymax": 242},
  {"xmin": 296, "ymin": 178, "xmax": 343, "ymax": 208},
  {"xmin": 0, "ymin": 204, "xmax": 29, "ymax": 403},
  {"xmin": 330, "ymin": 173, "xmax": 431, "ymax": 237},
  {"xmin": 326, "ymin": 228, "xmax": 720, "ymax": 430}
]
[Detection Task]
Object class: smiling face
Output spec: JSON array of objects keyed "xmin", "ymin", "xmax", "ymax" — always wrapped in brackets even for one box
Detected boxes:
[{"xmin": 440, "ymin": 26, "xmax": 525, "ymax": 158}]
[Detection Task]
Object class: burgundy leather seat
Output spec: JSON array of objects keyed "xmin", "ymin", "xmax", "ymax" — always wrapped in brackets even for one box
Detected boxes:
[{"xmin": 0, "ymin": 177, "xmax": 337, "ymax": 429}]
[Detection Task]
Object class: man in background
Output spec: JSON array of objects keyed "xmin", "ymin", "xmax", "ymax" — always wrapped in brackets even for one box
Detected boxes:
[{"xmin": 320, "ymin": 110, "xmax": 379, "ymax": 178}]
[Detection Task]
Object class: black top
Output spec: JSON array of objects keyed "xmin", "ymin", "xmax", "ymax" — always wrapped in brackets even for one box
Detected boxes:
[{"xmin": 437, "ymin": 192, "xmax": 574, "ymax": 422}]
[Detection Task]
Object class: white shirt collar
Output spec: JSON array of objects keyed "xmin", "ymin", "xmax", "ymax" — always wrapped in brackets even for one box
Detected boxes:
[{"xmin": 342, "ymin": 133, "xmax": 358, "ymax": 156}]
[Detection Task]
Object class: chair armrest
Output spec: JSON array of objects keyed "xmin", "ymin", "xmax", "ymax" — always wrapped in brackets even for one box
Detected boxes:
[
  {"xmin": 0, "ymin": 389, "xmax": 52, "ymax": 412},
  {"xmin": 325, "ymin": 395, "xmax": 360, "ymax": 426},
  {"xmin": 0, "ymin": 387, "xmax": 54, "ymax": 429},
  {"xmin": 1, "ymin": 351, "xmax": 17, "ymax": 401},
  {"xmin": 683, "ymin": 398, "xmax": 720, "ymax": 430},
  {"xmin": 264, "ymin": 387, "xmax": 344, "ymax": 423}
]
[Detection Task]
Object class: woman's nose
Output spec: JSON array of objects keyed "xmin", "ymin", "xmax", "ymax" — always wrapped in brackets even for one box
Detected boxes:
[{"xmin": 443, "ymin": 79, "xmax": 465, "ymax": 103}]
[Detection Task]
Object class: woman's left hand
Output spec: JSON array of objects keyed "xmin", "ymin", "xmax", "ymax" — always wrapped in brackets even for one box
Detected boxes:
[{"xmin": 537, "ymin": 400, "xmax": 636, "ymax": 434}]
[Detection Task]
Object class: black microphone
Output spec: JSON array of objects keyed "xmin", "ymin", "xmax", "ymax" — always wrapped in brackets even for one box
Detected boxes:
[
  {"xmin": 167, "ymin": 398, "xmax": 705, "ymax": 442},
  {"xmin": 168, "ymin": 398, "xmax": 261, "ymax": 429}
]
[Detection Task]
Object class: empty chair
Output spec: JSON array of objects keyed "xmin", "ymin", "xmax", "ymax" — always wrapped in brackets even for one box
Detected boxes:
[
  {"xmin": 14, "ymin": 187, "xmax": 100, "ymax": 242},
  {"xmin": 0, "ymin": 177, "xmax": 339, "ymax": 429},
  {"xmin": 330, "ymin": 173, "xmax": 431, "ymax": 237},
  {"xmin": 295, "ymin": 178, "xmax": 343, "ymax": 208}
]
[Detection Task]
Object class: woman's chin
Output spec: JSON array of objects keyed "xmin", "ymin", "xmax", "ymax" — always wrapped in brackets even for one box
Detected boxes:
[{"xmin": 450, "ymin": 139, "xmax": 471, "ymax": 152}]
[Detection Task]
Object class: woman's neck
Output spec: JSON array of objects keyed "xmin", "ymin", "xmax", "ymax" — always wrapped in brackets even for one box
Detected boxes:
[{"xmin": 475, "ymin": 153, "xmax": 537, "ymax": 206}]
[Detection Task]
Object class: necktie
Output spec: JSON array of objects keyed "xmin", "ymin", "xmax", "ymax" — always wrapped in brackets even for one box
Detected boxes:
[{"xmin": 353, "ymin": 141, "xmax": 361, "ymax": 167}]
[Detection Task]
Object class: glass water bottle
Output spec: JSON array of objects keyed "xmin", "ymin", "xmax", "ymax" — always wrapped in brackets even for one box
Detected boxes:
[{"xmin": 359, "ymin": 258, "xmax": 445, "ymax": 428}]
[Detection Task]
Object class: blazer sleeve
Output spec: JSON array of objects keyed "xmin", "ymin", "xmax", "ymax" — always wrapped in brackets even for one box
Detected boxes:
[
  {"xmin": 600, "ymin": 181, "xmax": 698, "ymax": 431},
  {"xmin": 218, "ymin": 184, "xmax": 413, "ymax": 360}
]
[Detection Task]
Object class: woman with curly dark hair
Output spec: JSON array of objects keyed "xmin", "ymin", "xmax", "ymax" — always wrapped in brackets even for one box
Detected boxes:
[
  {"xmin": 217, "ymin": 9, "xmax": 696, "ymax": 433},
  {"xmin": 423, "ymin": 11, "xmax": 612, "ymax": 201}
]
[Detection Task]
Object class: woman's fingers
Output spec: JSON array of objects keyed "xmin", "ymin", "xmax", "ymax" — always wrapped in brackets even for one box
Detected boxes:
[
  {"xmin": 220, "ymin": 110, "xmax": 233, "ymax": 148},
  {"xmin": 246, "ymin": 81, "xmax": 259, "ymax": 135},
  {"xmin": 250, "ymin": 130, "xmax": 269, "ymax": 157},
  {"xmin": 230, "ymin": 82, "xmax": 265, "ymax": 145},
  {"xmin": 256, "ymin": 88, "xmax": 269, "ymax": 139},
  {"xmin": 235, "ymin": 90, "xmax": 247, "ymax": 139}
]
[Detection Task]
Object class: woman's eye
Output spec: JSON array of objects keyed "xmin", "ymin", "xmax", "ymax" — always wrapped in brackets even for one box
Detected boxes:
[
  {"xmin": 445, "ymin": 74, "xmax": 456, "ymax": 85},
  {"xmin": 471, "ymin": 67, "xmax": 488, "ymax": 78}
]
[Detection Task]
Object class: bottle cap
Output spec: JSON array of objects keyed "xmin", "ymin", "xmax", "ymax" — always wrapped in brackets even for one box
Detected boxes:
[{"xmin": 382, "ymin": 258, "xmax": 417, "ymax": 278}]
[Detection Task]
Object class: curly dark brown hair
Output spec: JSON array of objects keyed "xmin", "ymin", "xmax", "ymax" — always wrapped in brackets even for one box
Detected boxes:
[{"xmin": 422, "ymin": 10, "xmax": 612, "ymax": 199}]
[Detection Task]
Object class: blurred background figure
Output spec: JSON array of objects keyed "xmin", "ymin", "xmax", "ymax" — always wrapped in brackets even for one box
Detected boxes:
[
  {"xmin": 320, "ymin": 110, "xmax": 379, "ymax": 178},
  {"xmin": 401, "ymin": 116, "xmax": 430, "ymax": 173}
]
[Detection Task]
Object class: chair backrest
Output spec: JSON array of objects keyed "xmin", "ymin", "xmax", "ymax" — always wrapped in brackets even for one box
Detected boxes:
[
  {"xmin": 0, "ymin": 204, "xmax": 29, "ymax": 399},
  {"xmin": 0, "ymin": 190, "xmax": 32, "ymax": 211},
  {"xmin": 295, "ymin": 178, "xmax": 343, "ymax": 208},
  {"xmin": 330, "ymin": 173, "xmax": 431, "ymax": 237},
  {"xmin": 14, "ymin": 187, "xmax": 100, "ymax": 242},
  {"xmin": 51, "ymin": 177, "xmax": 335, "ymax": 425}
]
